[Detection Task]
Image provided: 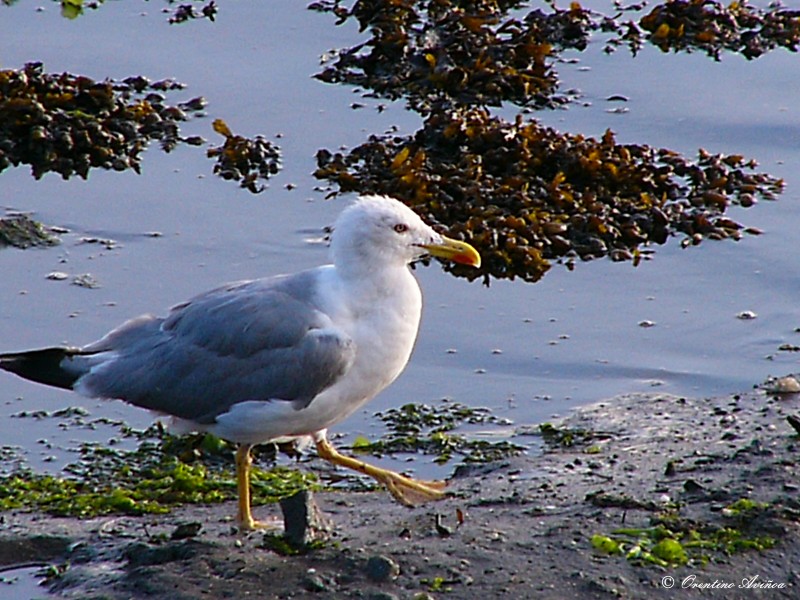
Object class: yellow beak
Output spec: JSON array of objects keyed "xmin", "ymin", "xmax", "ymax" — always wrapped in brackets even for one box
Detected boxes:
[{"xmin": 422, "ymin": 236, "xmax": 481, "ymax": 268}]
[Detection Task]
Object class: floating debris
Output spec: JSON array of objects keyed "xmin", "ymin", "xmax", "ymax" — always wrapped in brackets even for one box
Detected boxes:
[
  {"xmin": 79, "ymin": 236, "xmax": 118, "ymax": 250},
  {"xmin": 0, "ymin": 214, "xmax": 60, "ymax": 248},
  {"xmin": 46, "ymin": 271, "xmax": 70, "ymax": 281},
  {"xmin": 3, "ymin": 0, "xmax": 220, "ymax": 23},
  {"xmin": 315, "ymin": 107, "xmax": 782, "ymax": 283},
  {"xmin": 72, "ymin": 273, "xmax": 100, "ymax": 289},
  {"xmin": 0, "ymin": 62, "xmax": 205, "ymax": 180},
  {"xmin": 207, "ymin": 119, "xmax": 282, "ymax": 194},
  {"xmin": 168, "ymin": 0, "xmax": 218, "ymax": 24},
  {"xmin": 736, "ymin": 310, "xmax": 758, "ymax": 320}
]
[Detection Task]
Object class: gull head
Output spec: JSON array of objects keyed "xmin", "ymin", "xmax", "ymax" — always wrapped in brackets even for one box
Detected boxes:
[{"xmin": 331, "ymin": 195, "xmax": 481, "ymax": 272}]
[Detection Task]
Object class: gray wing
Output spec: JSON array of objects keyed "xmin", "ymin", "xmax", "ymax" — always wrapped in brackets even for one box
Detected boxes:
[{"xmin": 78, "ymin": 270, "xmax": 355, "ymax": 423}]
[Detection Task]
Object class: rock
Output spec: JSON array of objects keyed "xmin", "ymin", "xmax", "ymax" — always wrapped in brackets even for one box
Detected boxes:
[
  {"xmin": 763, "ymin": 375, "xmax": 800, "ymax": 394},
  {"xmin": 365, "ymin": 554, "xmax": 400, "ymax": 582},
  {"xmin": 123, "ymin": 540, "xmax": 201, "ymax": 567},
  {"xmin": 279, "ymin": 489, "xmax": 332, "ymax": 548},
  {"xmin": 302, "ymin": 572, "xmax": 328, "ymax": 592},
  {"xmin": 0, "ymin": 214, "xmax": 60, "ymax": 249},
  {"xmin": 368, "ymin": 592, "xmax": 399, "ymax": 600},
  {"xmin": 170, "ymin": 521, "xmax": 202, "ymax": 540}
]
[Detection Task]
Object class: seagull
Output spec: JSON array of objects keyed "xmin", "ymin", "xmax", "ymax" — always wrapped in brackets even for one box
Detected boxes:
[{"xmin": 0, "ymin": 195, "xmax": 481, "ymax": 530}]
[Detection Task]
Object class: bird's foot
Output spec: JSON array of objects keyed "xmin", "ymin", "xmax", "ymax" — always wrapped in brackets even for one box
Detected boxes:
[
  {"xmin": 236, "ymin": 514, "xmax": 282, "ymax": 533},
  {"xmin": 314, "ymin": 435, "xmax": 447, "ymax": 506},
  {"xmin": 379, "ymin": 471, "xmax": 447, "ymax": 507}
]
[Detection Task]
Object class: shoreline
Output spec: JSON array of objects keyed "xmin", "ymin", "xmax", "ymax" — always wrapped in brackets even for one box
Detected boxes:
[{"xmin": 2, "ymin": 388, "xmax": 798, "ymax": 599}]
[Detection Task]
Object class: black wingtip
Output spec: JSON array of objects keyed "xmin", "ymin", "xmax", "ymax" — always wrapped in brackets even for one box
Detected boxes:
[{"xmin": 0, "ymin": 347, "xmax": 81, "ymax": 390}]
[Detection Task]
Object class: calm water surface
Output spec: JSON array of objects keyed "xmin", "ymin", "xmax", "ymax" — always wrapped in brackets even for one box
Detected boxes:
[{"xmin": 0, "ymin": 1, "xmax": 798, "ymax": 475}]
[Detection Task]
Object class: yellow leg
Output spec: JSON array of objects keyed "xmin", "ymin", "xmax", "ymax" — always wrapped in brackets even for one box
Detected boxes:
[
  {"xmin": 235, "ymin": 444, "xmax": 279, "ymax": 531},
  {"xmin": 314, "ymin": 435, "xmax": 447, "ymax": 506}
]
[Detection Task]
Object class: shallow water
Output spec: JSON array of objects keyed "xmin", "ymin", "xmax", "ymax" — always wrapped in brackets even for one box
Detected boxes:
[
  {"xmin": 0, "ymin": 564, "xmax": 59, "ymax": 600},
  {"xmin": 0, "ymin": 1, "xmax": 798, "ymax": 478}
]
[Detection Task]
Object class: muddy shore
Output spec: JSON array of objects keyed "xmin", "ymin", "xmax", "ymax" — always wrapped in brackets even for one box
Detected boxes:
[{"xmin": 1, "ymin": 388, "xmax": 798, "ymax": 599}]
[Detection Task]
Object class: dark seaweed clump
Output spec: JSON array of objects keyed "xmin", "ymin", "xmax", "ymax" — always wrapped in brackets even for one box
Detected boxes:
[
  {"xmin": 208, "ymin": 119, "xmax": 282, "ymax": 194},
  {"xmin": 313, "ymin": 0, "xmax": 594, "ymax": 113},
  {"xmin": 316, "ymin": 106, "xmax": 781, "ymax": 283},
  {"xmin": 0, "ymin": 62, "xmax": 282, "ymax": 191},
  {"xmin": 310, "ymin": 1, "xmax": 787, "ymax": 283},
  {"xmin": 632, "ymin": 0, "xmax": 800, "ymax": 60},
  {"xmin": 167, "ymin": 0, "xmax": 219, "ymax": 24},
  {"xmin": 0, "ymin": 62, "xmax": 204, "ymax": 180},
  {"xmin": 0, "ymin": 214, "xmax": 60, "ymax": 249}
]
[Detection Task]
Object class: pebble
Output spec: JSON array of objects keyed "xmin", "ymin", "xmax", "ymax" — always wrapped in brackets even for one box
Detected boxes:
[
  {"xmin": 763, "ymin": 376, "xmax": 800, "ymax": 394},
  {"xmin": 365, "ymin": 555, "xmax": 400, "ymax": 582},
  {"xmin": 368, "ymin": 593, "xmax": 399, "ymax": 600},
  {"xmin": 302, "ymin": 573, "xmax": 327, "ymax": 592},
  {"xmin": 170, "ymin": 522, "xmax": 202, "ymax": 540}
]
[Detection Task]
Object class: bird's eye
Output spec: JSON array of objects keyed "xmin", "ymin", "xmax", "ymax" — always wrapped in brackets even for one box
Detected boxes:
[{"xmin": 393, "ymin": 223, "xmax": 409, "ymax": 234}]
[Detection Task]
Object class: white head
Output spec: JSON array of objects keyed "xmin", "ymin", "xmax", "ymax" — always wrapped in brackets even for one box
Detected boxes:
[{"xmin": 330, "ymin": 195, "xmax": 480, "ymax": 275}]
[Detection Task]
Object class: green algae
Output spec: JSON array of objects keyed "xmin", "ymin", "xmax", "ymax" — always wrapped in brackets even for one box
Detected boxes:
[
  {"xmin": 351, "ymin": 401, "xmax": 525, "ymax": 466},
  {"xmin": 261, "ymin": 532, "xmax": 329, "ymax": 556},
  {"xmin": 592, "ymin": 499, "xmax": 779, "ymax": 568},
  {"xmin": 593, "ymin": 524, "xmax": 776, "ymax": 567},
  {"xmin": 0, "ymin": 428, "xmax": 317, "ymax": 518}
]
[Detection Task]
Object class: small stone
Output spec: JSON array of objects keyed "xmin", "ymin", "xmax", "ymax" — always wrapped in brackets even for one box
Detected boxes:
[
  {"xmin": 764, "ymin": 376, "xmax": 800, "ymax": 394},
  {"xmin": 171, "ymin": 521, "xmax": 202, "ymax": 540},
  {"xmin": 736, "ymin": 310, "xmax": 758, "ymax": 320},
  {"xmin": 302, "ymin": 573, "xmax": 327, "ymax": 592},
  {"xmin": 279, "ymin": 489, "xmax": 332, "ymax": 548},
  {"xmin": 46, "ymin": 271, "xmax": 69, "ymax": 281},
  {"xmin": 368, "ymin": 593, "xmax": 399, "ymax": 600},
  {"xmin": 365, "ymin": 555, "xmax": 400, "ymax": 583}
]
